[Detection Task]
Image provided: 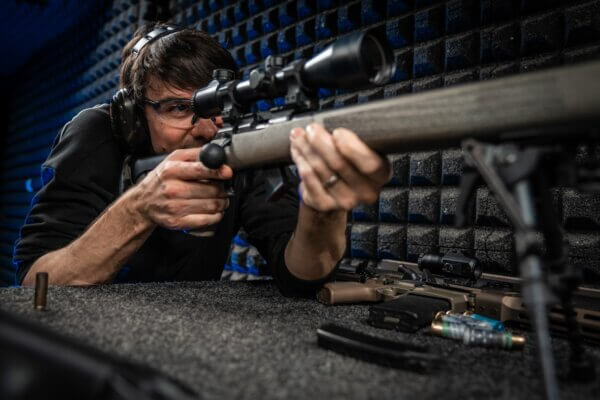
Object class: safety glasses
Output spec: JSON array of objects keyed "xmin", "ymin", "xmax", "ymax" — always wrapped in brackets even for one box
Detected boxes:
[{"xmin": 143, "ymin": 97, "xmax": 195, "ymax": 128}]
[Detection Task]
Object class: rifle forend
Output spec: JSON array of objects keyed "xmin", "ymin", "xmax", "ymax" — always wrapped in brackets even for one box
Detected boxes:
[{"xmin": 220, "ymin": 60, "xmax": 600, "ymax": 170}]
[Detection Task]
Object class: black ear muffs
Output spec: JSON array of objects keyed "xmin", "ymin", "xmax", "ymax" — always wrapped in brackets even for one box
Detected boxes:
[
  {"xmin": 110, "ymin": 88, "xmax": 150, "ymax": 155},
  {"xmin": 110, "ymin": 25, "xmax": 181, "ymax": 155}
]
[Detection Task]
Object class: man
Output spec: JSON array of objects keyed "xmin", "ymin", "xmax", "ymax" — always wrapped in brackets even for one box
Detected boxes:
[{"xmin": 13, "ymin": 24, "xmax": 390, "ymax": 296}]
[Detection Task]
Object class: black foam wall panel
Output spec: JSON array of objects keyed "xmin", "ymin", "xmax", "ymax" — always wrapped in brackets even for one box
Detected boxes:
[{"xmin": 1, "ymin": 0, "xmax": 599, "ymax": 286}]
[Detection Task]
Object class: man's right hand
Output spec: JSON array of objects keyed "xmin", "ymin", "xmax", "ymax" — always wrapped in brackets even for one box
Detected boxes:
[{"xmin": 130, "ymin": 147, "xmax": 233, "ymax": 230}]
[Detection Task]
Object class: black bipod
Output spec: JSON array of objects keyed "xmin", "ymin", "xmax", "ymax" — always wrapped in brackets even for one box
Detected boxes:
[{"xmin": 457, "ymin": 138, "xmax": 595, "ymax": 400}]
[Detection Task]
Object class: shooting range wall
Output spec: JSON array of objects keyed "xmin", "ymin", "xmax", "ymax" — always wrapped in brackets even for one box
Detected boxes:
[{"xmin": 1, "ymin": 0, "xmax": 600, "ymax": 286}]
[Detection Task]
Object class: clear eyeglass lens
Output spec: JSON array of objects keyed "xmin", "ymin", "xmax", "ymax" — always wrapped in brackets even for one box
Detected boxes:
[{"xmin": 153, "ymin": 99, "xmax": 194, "ymax": 128}]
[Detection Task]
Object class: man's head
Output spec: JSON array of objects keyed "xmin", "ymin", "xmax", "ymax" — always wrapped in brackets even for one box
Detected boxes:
[{"xmin": 119, "ymin": 23, "xmax": 237, "ymax": 154}]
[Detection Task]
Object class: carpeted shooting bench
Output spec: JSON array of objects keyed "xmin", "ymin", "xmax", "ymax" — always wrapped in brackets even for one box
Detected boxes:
[{"xmin": 0, "ymin": 280, "xmax": 598, "ymax": 400}]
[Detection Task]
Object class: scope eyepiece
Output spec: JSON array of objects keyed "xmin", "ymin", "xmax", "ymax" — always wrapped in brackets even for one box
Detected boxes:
[{"xmin": 192, "ymin": 80, "xmax": 222, "ymax": 119}]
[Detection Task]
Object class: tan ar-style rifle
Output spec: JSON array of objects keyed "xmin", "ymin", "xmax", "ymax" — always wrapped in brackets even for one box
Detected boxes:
[{"xmin": 317, "ymin": 259, "xmax": 600, "ymax": 344}]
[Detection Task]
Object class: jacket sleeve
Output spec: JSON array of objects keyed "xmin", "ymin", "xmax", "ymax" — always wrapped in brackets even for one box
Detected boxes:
[
  {"xmin": 238, "ymin": 169, "xmax": 336, "ymax": 298},
  {"xmin": 13, "ymin": 106, "xmax": 124, "ymax": 284}
]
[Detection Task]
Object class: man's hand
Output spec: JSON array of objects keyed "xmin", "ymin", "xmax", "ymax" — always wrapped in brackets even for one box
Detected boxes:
[
  {"xmin": 131, "ymin": 147, "xmax": 233, "ymax": 230},
  {"xmin": 289, "ymin": 123, "xmax": 391, "ymax": 212}
]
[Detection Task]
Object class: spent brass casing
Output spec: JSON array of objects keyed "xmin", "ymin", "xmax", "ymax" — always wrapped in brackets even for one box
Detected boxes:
[{"xmin": 34, "ymin": 272, "xmax": 48, "ymax": 311}]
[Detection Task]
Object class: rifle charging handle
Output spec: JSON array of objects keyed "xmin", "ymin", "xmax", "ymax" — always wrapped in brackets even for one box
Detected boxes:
[{"xmin": 200, "ymin": 143, "xmax": 226, "ymax": 169}]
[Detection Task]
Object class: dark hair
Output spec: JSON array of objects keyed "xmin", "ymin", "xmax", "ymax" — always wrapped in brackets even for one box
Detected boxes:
[{"xmin": 120, "ymin": 23, "xmax": 237, "ymax": 104}]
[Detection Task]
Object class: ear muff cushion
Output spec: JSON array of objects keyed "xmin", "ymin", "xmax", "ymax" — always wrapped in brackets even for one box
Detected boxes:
[
  {"xmin": 110, "ymin": 88, "xmax": 150, "ymax": 154},
  {"xmin": 110, "ymin": 88, "xmax": 135, "ymax": 139}
]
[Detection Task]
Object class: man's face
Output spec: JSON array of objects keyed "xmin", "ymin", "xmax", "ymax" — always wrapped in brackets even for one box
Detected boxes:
[{"xmin": 143, "ymin": 77, "xmax": 223, "ymax": 154}]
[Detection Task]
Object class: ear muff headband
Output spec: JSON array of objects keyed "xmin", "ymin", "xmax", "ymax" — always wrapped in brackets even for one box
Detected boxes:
[{"xmin": 132, "ymin": 25, "xmax": 181, "ymax": 56}]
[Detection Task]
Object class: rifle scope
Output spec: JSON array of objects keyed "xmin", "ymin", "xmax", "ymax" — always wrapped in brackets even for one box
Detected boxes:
[{"xmin": 192, "ymin": 29, "xmax": 395, "ymax": 119}]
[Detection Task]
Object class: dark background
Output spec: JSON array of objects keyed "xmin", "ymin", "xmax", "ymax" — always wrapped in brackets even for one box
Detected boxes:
[{"xmin": 1, "ymin": 0, "xmax": 600, "ymax": 287}]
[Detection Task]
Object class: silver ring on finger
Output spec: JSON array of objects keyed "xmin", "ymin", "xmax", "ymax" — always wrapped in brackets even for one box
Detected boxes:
[{"xmin": 323, "ymin": 174, "xmax": 340, "ymax": 189}]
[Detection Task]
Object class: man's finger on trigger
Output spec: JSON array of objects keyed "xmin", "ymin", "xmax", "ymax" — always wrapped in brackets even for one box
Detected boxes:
[
  {"xmin": 178, "ymin": 212, "xmax": 225, "ymax": 230},
  {"xmin": 333, "ymin": 128, "xmax": 389, "ymax": 181},
  {"xmin": 181, "ymin": 180, "xmax": 226, "ymax": 199},
  {"xmin": 190, "ymin": 198, "xmax": 230, "ymax": 213},
  {"xmin": 215, "ymin": 164, "xmax": 234, "ymax": 180},
  {"xmin": 158, "ymin": 160, "xmax": 203, "ymax": 181},
  {"xmin": 165, "ymin": 198, "xmax": 229, "ymax": 216},
  {"xmin": 169, "ymin": 161, "xmax": 230, "ymax": 181},
  {"xmin": 167, "ymin": 147, "xmax": 203, "ymax": 162}
]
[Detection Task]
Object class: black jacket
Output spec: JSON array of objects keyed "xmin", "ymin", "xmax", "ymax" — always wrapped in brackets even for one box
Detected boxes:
[{"xmin": 13, "ymin": 104, "xmax": 329, "ymax": 296}]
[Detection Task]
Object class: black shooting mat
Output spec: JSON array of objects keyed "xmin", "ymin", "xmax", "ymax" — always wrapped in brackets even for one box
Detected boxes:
[{"xmin": 0, "ymin": 281, "xmax": 599, "ymax": 400}]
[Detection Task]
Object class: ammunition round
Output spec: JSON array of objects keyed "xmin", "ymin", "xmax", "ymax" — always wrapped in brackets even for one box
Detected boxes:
[
  {"xmin": 431, "ymin": 319, "xmax": 524, "ymax": 350},
  {"xmin": 436, "ymin": 311, "xmax": 504, "ymax": 332},
  {"xmin": 34, "ymin": 272, "xmax": 48, "ymax": 311}
]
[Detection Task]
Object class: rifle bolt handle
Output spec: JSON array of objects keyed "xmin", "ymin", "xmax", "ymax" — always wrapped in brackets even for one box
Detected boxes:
[{"xmin": 200, "ymin": 143, "xmax": 226, "ymax": 169}]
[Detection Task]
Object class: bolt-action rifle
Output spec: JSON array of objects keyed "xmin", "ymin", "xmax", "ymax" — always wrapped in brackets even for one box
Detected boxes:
[{"xmin": 126, "ymin": 29, "xmax": 600, "ymax": 400}]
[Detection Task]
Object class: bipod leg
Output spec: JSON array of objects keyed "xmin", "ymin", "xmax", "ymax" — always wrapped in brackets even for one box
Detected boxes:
[
  {"xmin": 534, "ymin": 171, "xmax": 596, "ymax": 382},
  {"xmin": 462, "ymin": 140, "xmax": 560, "ymax": 400}
]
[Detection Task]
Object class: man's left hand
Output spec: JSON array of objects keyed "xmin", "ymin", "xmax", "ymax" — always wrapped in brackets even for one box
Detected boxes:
[{"xmin": 289, "ymin": 123, "xmax": 391, "ymax": 212}]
